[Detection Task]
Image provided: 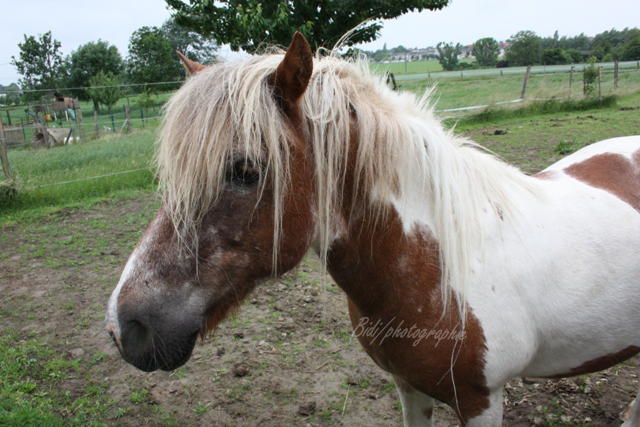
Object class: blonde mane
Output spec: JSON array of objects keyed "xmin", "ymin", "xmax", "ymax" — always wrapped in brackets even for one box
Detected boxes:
[{"xmin": 156, "ymin": 50, "xmax": 540, "ymax": 316}]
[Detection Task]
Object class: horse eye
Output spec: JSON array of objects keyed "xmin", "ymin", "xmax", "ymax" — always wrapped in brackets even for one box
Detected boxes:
[{"xmin": 230, "ymin": 159, "xmax": 260, "ymax": 185}]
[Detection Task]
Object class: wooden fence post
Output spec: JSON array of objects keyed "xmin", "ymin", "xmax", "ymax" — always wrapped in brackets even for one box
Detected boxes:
[
  {"xmin": 76, "ymin": 108, "xmax": 84, "ymax": 142},
  {"xmin": 0, "ymin": 118, "xmax": 13, "ymax": 180},
  {"xmin": 614, "ymin": 61, "xmax": 619, "ymax": 90},
  {"xmin": 125, "ymin": 106, "xmax": 131, "ymax": 133},
  {"xmin": 41, "ymin": 124, "xmax": 50, "ymax": 147},
  {"xmin": 520, "ymin": 65, "xmax": 532, "ymax": 100},
  {"xmin": 598, "ymin": 66, "xmax": 602, "ymax": 102},
  {"xmin": 568, "ymin": 66, "xmax": 574, "ymax": 99}
]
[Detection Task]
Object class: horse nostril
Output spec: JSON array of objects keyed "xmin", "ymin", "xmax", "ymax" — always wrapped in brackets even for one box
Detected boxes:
[{"xmin": 120, "ymin": 320, "xmax": 150, "ymax": 359}]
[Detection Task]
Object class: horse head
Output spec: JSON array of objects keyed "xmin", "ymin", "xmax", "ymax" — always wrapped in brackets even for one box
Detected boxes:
[{"xmin": 105, "ymin": 33, "xmax": 318, "ymax": 371}]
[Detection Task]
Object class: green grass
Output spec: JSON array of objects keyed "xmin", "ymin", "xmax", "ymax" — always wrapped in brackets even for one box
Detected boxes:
[
  {"xmin": 1, "ymin": 129, "xmax": 157, "ymax": 226},
  {"xmin": 0, "ymin": 333, "xmax": 110, "ymax": 426},
  {"xmin": 399, "ymin": 68, "xmax": 640, "ymax": 111},
  {"xmin": 457, "ymin": 95, "xmax": 619, "ymax": 125}
]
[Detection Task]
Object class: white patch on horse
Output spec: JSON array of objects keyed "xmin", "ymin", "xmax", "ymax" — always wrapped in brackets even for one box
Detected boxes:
[
  {"xmin": 105, "ymin": 247, "xmax": 140, "ymax": 345},
  {"xmin": 463, "ymin": 141, "xmax": 640, "ymax": 395},
  {"xmin": 106, "ymin": 215, "xmax": 161, "ymax": 344}
]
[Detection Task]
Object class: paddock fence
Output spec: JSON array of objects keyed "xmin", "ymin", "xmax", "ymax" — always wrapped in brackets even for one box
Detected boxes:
[{"xmin": 1, "ymin": 62, "xmax": 639, "ymax": 192}]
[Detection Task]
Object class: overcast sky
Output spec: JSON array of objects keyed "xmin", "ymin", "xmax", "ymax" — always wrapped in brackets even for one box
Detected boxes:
[{"xmin": 2, "ymin": 0, "xmax": 639, "ymax": 86}]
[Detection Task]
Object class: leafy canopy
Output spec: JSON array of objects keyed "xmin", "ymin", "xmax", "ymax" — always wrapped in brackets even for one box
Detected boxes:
[
  {"xmin": 86, "ymin": 71, "xmax": 123, "ymax": 113},
  {"xmin": 165, "ymin": 0, "xmax": 450, "ymax": 53},
  {"xmin": 64, "ymin": 40, "xmax": 123, "ymax": 102},
  {"xmin": 472, "ymin": 37, "xmax": 499, "ymax": 67},
  {"xmin": 506, "ymin": 30, "xmax": 542, "ymax": 66},
  {"xmin": 436, "ymin": 42, "xmax": 461, "ymax": 71},
  {"xmin": 11, "ymin": 31, "xmax": 64, "ymax": 101},
  {"xmin": 126, "ymin": 26, "xmax": 184, "ymax": 91},
  {"xmin": 161, "ymin": 18, "xmax": 219, "ymax": 64}
]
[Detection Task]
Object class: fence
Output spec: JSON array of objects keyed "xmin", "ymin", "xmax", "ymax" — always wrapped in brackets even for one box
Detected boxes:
[
  {"xmin": 395, "ymin": 62, "xmax": 640, "ymax": 115},
  {"xmin": 0, "ymin": 102, "xmax": 164, "ymax": 150},
  {"xmin": 1, "ymin": 62, "xmax": 639, "ymax": 193}
]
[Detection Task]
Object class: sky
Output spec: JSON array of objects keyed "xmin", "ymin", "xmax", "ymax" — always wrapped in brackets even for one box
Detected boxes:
[{"xmin": 2, "ymin": 0, "xmax": 639, "ymax": 86}]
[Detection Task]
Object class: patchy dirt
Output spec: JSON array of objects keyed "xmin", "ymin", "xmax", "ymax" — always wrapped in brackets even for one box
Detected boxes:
[{"xmin": 1, "ymin": 192, "xmax": 639, "ymax": 426}]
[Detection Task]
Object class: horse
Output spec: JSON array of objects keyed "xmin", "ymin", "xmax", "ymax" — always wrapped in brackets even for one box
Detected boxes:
[{"xmin": 105, "ymin": 32, "xmax": 640, "ymax": 426}]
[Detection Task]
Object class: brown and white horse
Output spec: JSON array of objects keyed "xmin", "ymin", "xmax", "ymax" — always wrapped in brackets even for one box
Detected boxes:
[{"xmin": 106, "ymin": 33, "xmax": 640, "ymax": 426}]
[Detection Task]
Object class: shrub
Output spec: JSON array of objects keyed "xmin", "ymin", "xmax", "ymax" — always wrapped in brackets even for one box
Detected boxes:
[{"xmin": 583, "ymin": 57, "xmax": 599, "ymax": 96}]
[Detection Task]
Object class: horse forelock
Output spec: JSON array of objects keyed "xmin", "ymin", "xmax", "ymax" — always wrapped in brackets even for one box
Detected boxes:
[
  {"xmin": 155, "ymin": 49, "xmax": 542, "ymax": 318},
  {"xmin": 156, "ymin": 54, "xmax": 292, "ymax": 245}
]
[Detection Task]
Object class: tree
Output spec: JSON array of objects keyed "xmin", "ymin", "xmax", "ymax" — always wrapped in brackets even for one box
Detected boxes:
[
  {"xmin": 472, "ymin": 37, "xmax": 499, "ymax": 67},
  {"xmin": 65, "ymin": 40, "xmax": 123, "ymax": 111},
  {"xmin": 391, "ymin": 45, "xmax": 409, "ymax": 54},
  {"xmin": 583, "ymin": 57, "xmax": 598, "ymax": 96},
  {"xmin": 436, "ymin": 42, "xmax": 461, "ymax": 71},
  {"xmin": 541, "ymin": 48, "xmax": 571, "ymax": 65},
  {"xmin": 86, "ymin": 71, "xmax": 123, "ymax": 114},
  {"xmin": 11, "ymin": 31, "xmax": 64, "ymax": 101},
  {"xmin": 161, "ymin": 18, "xmax": 218, "ymax": 64},
  {"xmin": 4, "ymin": 84, "xmax": 22, "ymax": 106},
  {"xmin": 558, "ymin": 33, "xmax": 591, "ymax": 51},
  {"xmin": 506, "ymin": 31, "xmax": 542, "ymax": 66},
  {"xmin": 372, "ymin": 49, "xmax": 388, "ymax": 62},
  {"xmin": 621, "ymin": 36, "xmax": 640, "ymax": 61},
  {"xmin": 126, "ymin": 26, "xmax": 184, "ymax": 91},
  {"xmin": 165, "ymin": 0, "xmax": 450, "ymax": 53},
  {"xmin": 566, "ymin": 48, "xmax": 584, "ymax": 63}
]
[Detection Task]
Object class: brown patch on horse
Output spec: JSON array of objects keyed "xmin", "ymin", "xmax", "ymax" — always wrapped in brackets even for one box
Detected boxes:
[
  {"xmin": 545, "ymin": 345, "xmax": 640, "ymax": 379},
  {"xmin": 329, "ymin": 121, "xmax": 490, "ymax": 422},
  {"xmin": 564, "ymin": 151, "xmax": 640, "ymax": 212},
  {"xmin": 270, "ymin": 31, "xmax": 313, "ymax": 107},
  {"xmin": 176, "ymin": 51, "xmax": 207, "ymax": 75}
]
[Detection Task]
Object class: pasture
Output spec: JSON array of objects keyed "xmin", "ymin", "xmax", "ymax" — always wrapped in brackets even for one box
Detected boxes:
[{"xmin": 1, "ymin": 84, "xmax": 640, "ymax": 426}]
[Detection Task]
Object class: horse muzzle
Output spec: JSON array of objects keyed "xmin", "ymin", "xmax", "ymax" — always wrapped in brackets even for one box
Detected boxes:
[{"xmin": 108, "ymin": 307, "xmax": 202, "ymax": 372}]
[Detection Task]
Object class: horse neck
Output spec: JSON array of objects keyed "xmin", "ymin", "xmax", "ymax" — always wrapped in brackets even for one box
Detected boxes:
[
  {"xmin": 321, "ymin": 119, "xmax": 446, "ymax": 314},
  {"xmin": 318, "ymin": 101, "xmax": 536, "ymax": 317}
]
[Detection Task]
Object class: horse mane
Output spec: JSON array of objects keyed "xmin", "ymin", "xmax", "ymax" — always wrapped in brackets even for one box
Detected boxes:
[{"xmin": 156, "ymin": 49, "xmax": 541, "ymax": 317}]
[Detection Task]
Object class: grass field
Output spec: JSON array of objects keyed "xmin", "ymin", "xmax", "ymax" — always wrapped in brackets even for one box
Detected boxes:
[
  {"xmin": 400, "ymin": 67, "xmax": 640, "ymax": 111},
  {"xmin": 1, "ymin": 130, "xmax": 156, "ymax": 225}
]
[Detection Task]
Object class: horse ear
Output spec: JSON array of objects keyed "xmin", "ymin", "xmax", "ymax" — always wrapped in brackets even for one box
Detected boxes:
[
  {"xmin": 176, "ymin": 51, "xmax": 206, "ymax": 76},
  {"xmin": 271, "ymin": 31, "xmax": 313, "ymax": 105}
]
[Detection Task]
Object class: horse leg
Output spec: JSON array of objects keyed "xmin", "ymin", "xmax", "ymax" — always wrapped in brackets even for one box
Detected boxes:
[
  {"xmin": 622, "ymin": 393, "xmax": 640, "ymax": 427},
  {"xmin": 394, "ymin": 375, "xmax": 435, "ymax": 427},
  {"xmin": 463, "ymin": 386, "xmax": 503, "ymax": 427}
]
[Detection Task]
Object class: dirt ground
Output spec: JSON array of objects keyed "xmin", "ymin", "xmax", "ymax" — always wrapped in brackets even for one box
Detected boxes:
[{"xmin": 2, "ymin": 121, "xmax": 640, "ymax": 426}]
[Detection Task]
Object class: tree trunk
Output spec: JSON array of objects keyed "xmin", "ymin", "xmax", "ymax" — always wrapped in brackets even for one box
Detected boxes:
[{"xmin": 93, "ymin": 99, "xmax": 100, "ymax": 113}]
